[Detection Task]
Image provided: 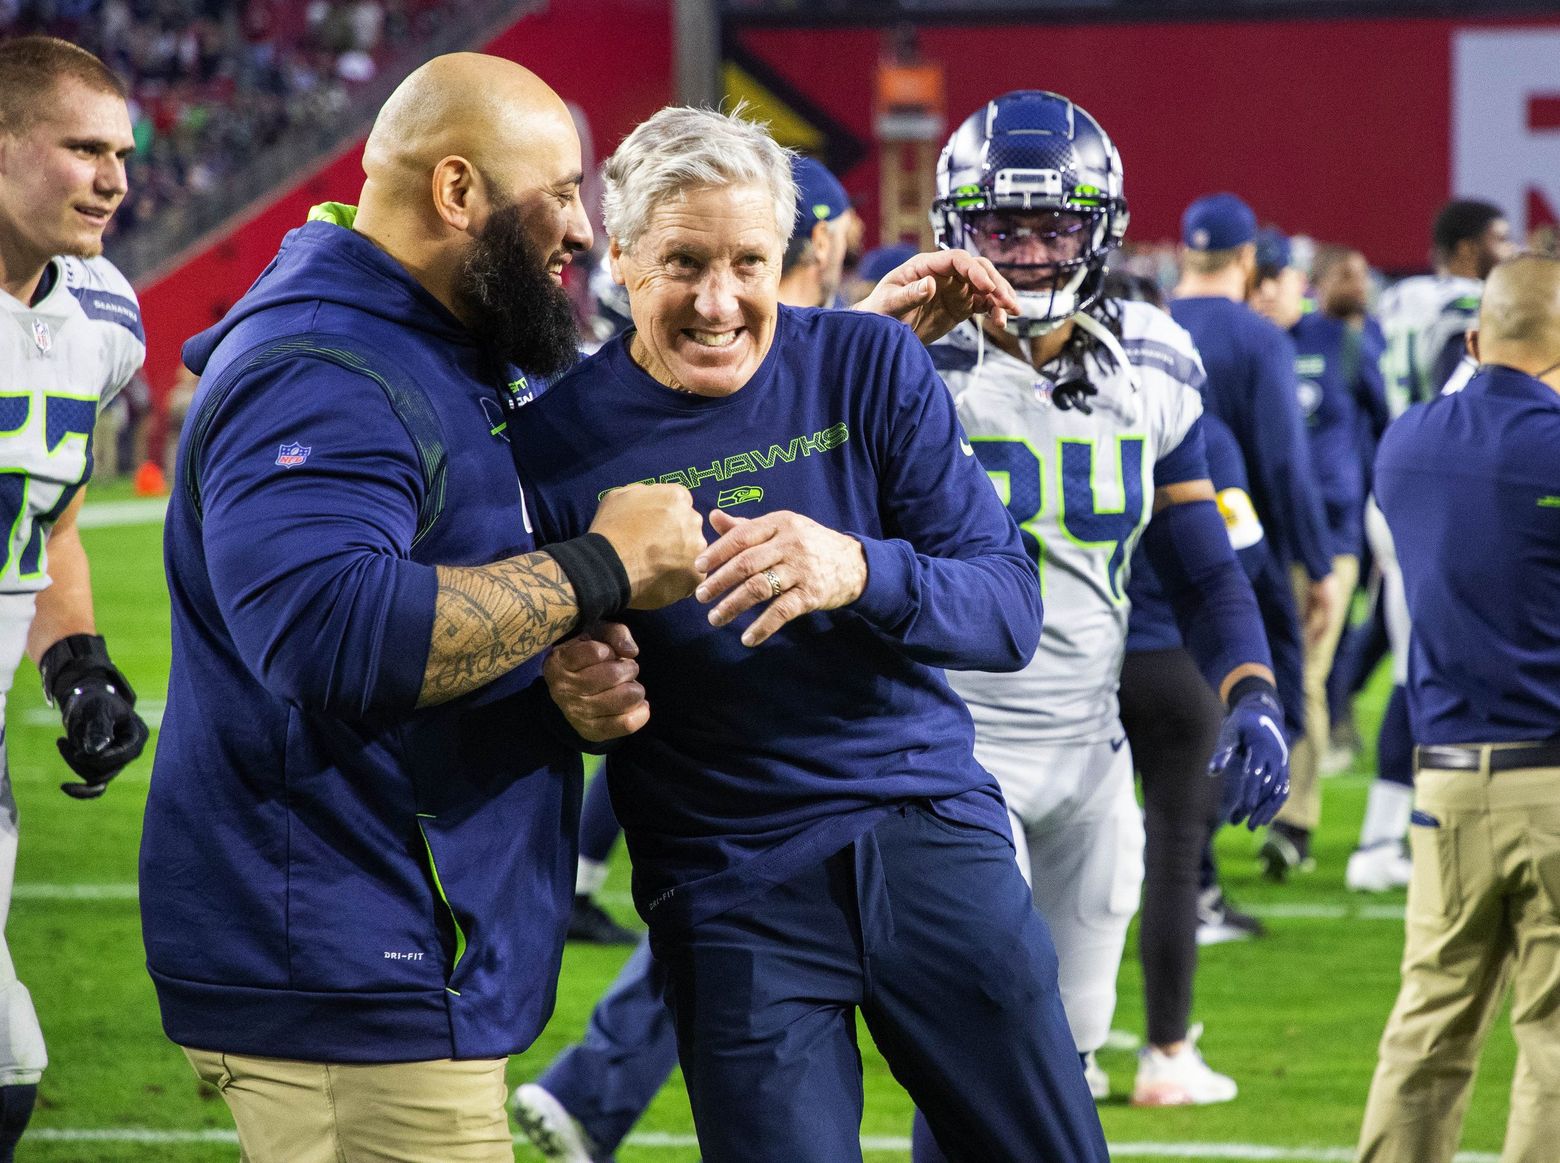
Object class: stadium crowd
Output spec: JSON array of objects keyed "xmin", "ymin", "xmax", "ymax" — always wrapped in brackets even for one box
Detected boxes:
[{"xmin": 0, "ymin": 0, "xmax": 494, "ymax": 246}]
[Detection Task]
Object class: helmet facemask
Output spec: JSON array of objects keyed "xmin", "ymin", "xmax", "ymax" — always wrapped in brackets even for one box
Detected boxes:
[
  {"xmin": 931, "ymin": 92, "xmax": 1128, "ymax": 337},
  {"xmin": 952, "ymin": 205, "xmax": 1110, "ymax": 337}
]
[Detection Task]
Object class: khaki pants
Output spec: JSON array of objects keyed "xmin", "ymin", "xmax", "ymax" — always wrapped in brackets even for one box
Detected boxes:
[
  {"xmin": 1277, "ymin": 554, "xmax": 1359, "ymax": 832},
  {"xmin": 1357, "ymin": 753, "xmax": 1560, "ymax": 1163},
  {"xmin": 184, "ymin": 1048, "xmax": 514, "ymax": 1163}
]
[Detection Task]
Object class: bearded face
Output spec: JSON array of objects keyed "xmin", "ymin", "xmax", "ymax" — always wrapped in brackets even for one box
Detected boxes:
[{"xmin": 453, "ymin": 199, "xmax": 582, "ymax": 378}]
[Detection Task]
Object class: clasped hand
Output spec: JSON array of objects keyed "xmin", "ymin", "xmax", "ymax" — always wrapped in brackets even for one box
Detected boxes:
[
  {"xmin": 693, "ymin": 509, "xmax": 867, "ymax": 647},
  {"xmin": 546, "ymin": 509, "xmax": 869, "ymax": 740}
]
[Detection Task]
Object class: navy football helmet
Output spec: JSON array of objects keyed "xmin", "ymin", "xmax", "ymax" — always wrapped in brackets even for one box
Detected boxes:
[{"xmin": 932, "ymin": 91, "xmax": 1129, "ymax": 336}]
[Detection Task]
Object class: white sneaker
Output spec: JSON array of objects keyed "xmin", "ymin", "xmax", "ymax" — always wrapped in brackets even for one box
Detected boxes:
[
  {"xmin": 1195, "ymin": 886, "xmax": 1265, "ymax": 945},
  {"xmin": 1346, "ymin": 841, "xmax": 1412, "ymax": 892},
  {"xmin": 1131, "ymin": 1024, "xmax": 1238, "ymax": 1107},
  {"xmin": 1102, "ymin": 1028, "xmax": 1142, "ymax": 1052},
  {"xmin": 1083, "ymin": 1051, "xmax": 1109, "ymax": 1101},
  {"xmin": 513, "ymin": 1083, "xmax": 598, "ymax": 1163},
  {"xmin": 1319, "ymin": 740, "xmax": 1358, "ymax": 777}
]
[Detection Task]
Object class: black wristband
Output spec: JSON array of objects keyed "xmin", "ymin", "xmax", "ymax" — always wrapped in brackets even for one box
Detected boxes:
[
  {"xmin": 545, "ymin": 533, "xmax": 632, "ymax": 629},
  {"xmin": 1226, "ymin": 674, "xmax": 1279, "ymax": 712},
  {"xmin": 39, "ymin": 633, "xmax": 137, "ymax": 709}
]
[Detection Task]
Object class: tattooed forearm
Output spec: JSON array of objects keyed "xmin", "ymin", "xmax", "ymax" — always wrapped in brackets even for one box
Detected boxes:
[{"xmin": 417, "ymin": 551, "xmax": 579, "ymax": 707}]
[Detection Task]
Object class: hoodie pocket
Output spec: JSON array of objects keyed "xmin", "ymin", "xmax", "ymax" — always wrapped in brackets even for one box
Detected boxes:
[
  {"xmin": 416, "ymin": 814, "xmax": 468, "ymax": 993},
  {"xmin": 281, "ymin": 709, "xmax": 452, "ymax": 993}
]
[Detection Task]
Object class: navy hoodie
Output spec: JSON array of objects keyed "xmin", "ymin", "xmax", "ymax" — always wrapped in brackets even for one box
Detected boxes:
[{"xmin": 140, "ymin": 218, "xmax": 581, "ymax": 1062}]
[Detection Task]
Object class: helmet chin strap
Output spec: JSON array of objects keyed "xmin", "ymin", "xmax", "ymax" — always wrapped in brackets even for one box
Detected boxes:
[
  {"xmin": 1005, "ymin": 313, "xmax": 1067, "ymax": 338},
  {"xmin": 1070, "ymin": 310, "xmax": 1139, "ymax": 393},
  {"xmin": 1071, "ymin": 309, "xmax": 1141, "ymax": 424}
]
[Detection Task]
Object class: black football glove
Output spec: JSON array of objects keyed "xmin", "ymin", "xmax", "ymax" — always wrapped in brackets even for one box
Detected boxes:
[{"xmin": 39, "ymin": 634, "xmax": 149, "ymax": 800}]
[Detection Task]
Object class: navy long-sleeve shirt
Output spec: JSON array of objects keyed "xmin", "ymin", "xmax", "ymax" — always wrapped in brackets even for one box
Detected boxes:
[
  {"xmin": 1291, "ymin": 311, "xmax": 1390, "ymax": 559},
  {"xmin": 1172, "ymin": 296, "xmax": 1332, "ymax": 578},
  {"xmin": 514, "ymin": 307, "xmax": 1041, "ymax": 931},
  {"xmin": 1376, "ymin": 364, "xmax": 1560, "ymax": 745},
  {"xmin": 1127, "ymin": 412, "xmax": 1305, "ymax": 732}
]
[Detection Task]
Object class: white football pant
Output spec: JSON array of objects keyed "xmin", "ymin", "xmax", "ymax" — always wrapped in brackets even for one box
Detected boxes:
[
  {"xmin": 0, "ymin": 592, "xmax": 46, "ymax": 1085},
  {"xmin": 977, "ymin": 733, "xmax": 1143, "ymax": 1055}
]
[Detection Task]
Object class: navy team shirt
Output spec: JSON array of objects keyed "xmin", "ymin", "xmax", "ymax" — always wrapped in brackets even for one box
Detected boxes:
[
  {"xmin": 514, "ymin": 307, "xmax": 1041, "ymax": 931},
  {"xmin": 1291, "ymin": 312, "xmax": 1389, "ymax": 559},
  {"xmin": 1172, "ymin": 296, "xmax": 1332, "ymax": 579},
  {"xmin": 1375, "ymin": 364, "xmax": 1560, "ymax": 744}
]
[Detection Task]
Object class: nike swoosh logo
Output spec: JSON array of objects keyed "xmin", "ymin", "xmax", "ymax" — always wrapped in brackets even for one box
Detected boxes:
[
  {"xmin": 1261, "ymin": 717, "xmax": 1289, "ymax": 762},
  {"xmin": 1110, "ymin": 736, "xmax": 1127, "ymax": 752},
  {"xmin": 960, "ymin": 439, "xmax": 975, "ymax": 457}
]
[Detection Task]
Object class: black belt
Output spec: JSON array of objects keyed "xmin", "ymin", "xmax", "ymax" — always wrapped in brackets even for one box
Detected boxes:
[{"xmin": 1416, "ymin": 741, "xmax": 1560, "ymax": 773}]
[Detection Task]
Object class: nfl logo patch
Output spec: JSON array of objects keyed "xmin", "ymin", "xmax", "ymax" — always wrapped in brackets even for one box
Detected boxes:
[
  {"xmin": 275, "ymin": 442, "xmax": 311, "ymax": 468},
  {"xmin": 32, "ymin": 319, "xmax": 51, "ymax": 354}
]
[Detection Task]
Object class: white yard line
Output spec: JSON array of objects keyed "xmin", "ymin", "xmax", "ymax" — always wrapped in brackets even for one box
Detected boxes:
[
  {"xmin": 78, "ymin": 498, "xmax": 168, "ymax": 529},
  {"xmin": 21, "ymin": 699, "xmax": 165, "ymax": 730},
  {"xmin": 12, "ymin": 885, "xmax": 1410, "ymax": 916},
  {"xmin": 14, "ymin": 884, "xmax": 140, "ymax": 900},
  {"xmin": 1250, "ymin": 902, "xmax": 1407, "ymax": 921},
  {"xmin": 15, "ymin": 884, "xmax": 1409, "ymax": 922},
  {"xmin": 24, "ymin": 1129, "xmax": 1500, "ymax": 1160},
  {"xmin": 598, "ymin": 891, "xmax": 1411, "ymax": 924},
  {"xmin": 20, "ymin": 699, "xmax": 165, "ymax": 729}
]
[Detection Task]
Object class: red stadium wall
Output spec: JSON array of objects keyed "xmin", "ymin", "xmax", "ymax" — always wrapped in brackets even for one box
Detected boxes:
[
  {"xmin": 732, "ymin": 14, "xmax": 1560, "ymax": 274},
  {"xmin": 135, "ymin": 10, "xmax": 1560, "ymax": 401},
  {"xmin": 133, "ymin": 0, "xmax": 675, "ymax": 398}
]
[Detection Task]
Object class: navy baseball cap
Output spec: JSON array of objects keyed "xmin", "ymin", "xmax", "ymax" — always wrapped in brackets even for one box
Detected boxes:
[
  {"xmin": 791, "ymin": 156, "xmax": 850, "ymax": 243},
  {"xmin": 1181, "ymin": 193, "xmax": 1258, "ymax": 251},
  {"xmin": 858, "ymin": 243, "xmax": 919, "ymax": 283},
  {"xmin": 1255, "ymin": 227, "xmax": 1293, "ymax": 272}
]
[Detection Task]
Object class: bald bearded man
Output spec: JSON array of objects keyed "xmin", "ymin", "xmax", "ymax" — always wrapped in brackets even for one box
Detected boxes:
[
  {"xmin": 138, "ymin": 54, "xmax": 710, "ymax": 1162},
  {"xmin": 1357, "ymin": 253, "xmax": 1560, "ymax": 1163}
]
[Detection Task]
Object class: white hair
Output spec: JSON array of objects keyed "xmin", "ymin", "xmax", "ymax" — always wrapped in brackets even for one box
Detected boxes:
[{"xmin": 602, "ymin": 104, "xmax": 795, "ymax": 254}]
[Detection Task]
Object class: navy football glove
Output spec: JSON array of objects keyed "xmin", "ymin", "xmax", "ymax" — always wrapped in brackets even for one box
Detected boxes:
[
  {"xmin": 39, "ymin": 634, "xmax": 149, "ymax": 800},
  {"xmin": 1209, "ymin": 681, "xmax": 1290, "ymax": 829}
]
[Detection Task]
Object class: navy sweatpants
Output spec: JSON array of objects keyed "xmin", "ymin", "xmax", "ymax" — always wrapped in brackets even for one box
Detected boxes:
[
  {"xmin": 650, "ymin": 802, "xmax": 1108, "ymax": 1163},
  {"xmin": 538, "ymin": 938, "xmax": 680, "ymax": 1157}
]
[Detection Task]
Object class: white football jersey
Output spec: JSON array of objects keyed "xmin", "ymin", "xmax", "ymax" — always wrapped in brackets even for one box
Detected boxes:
[
  {"xmin": 934, "ymin": 300, "xmax": 1205, "ymax": 745},
  {"xmin": 0, "ymin": 256, "xmax": 142, "ymax": 593},
  {"xmin": 1377, "ymin": 274, "xmax": 1481, "ymax": 415}
]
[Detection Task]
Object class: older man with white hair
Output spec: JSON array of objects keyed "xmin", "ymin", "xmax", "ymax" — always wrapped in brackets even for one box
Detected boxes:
[{"xmin": 516, "ymin": 106, "xmax": 1109, "ymax": 1162}]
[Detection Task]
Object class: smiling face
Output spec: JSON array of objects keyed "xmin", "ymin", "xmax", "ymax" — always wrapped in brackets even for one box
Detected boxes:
[
  {"xmin": 612, "ymin": 182, "xmax": 783, "ymax": 397},
  {"xmin": 0, "ymin": 77, "xmax": 134, "ymax": 288}
]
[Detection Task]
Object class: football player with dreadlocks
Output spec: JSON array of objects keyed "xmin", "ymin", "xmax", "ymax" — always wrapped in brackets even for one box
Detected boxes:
[{"xmin": 912, "ymin": 92, "xmax": 1288, "ymax": 1153}]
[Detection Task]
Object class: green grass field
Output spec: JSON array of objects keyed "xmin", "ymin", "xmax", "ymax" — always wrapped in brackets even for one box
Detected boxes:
[{"xmin": 7, "ymin": 486, "xmax": 1518, "ymax": 1161}]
